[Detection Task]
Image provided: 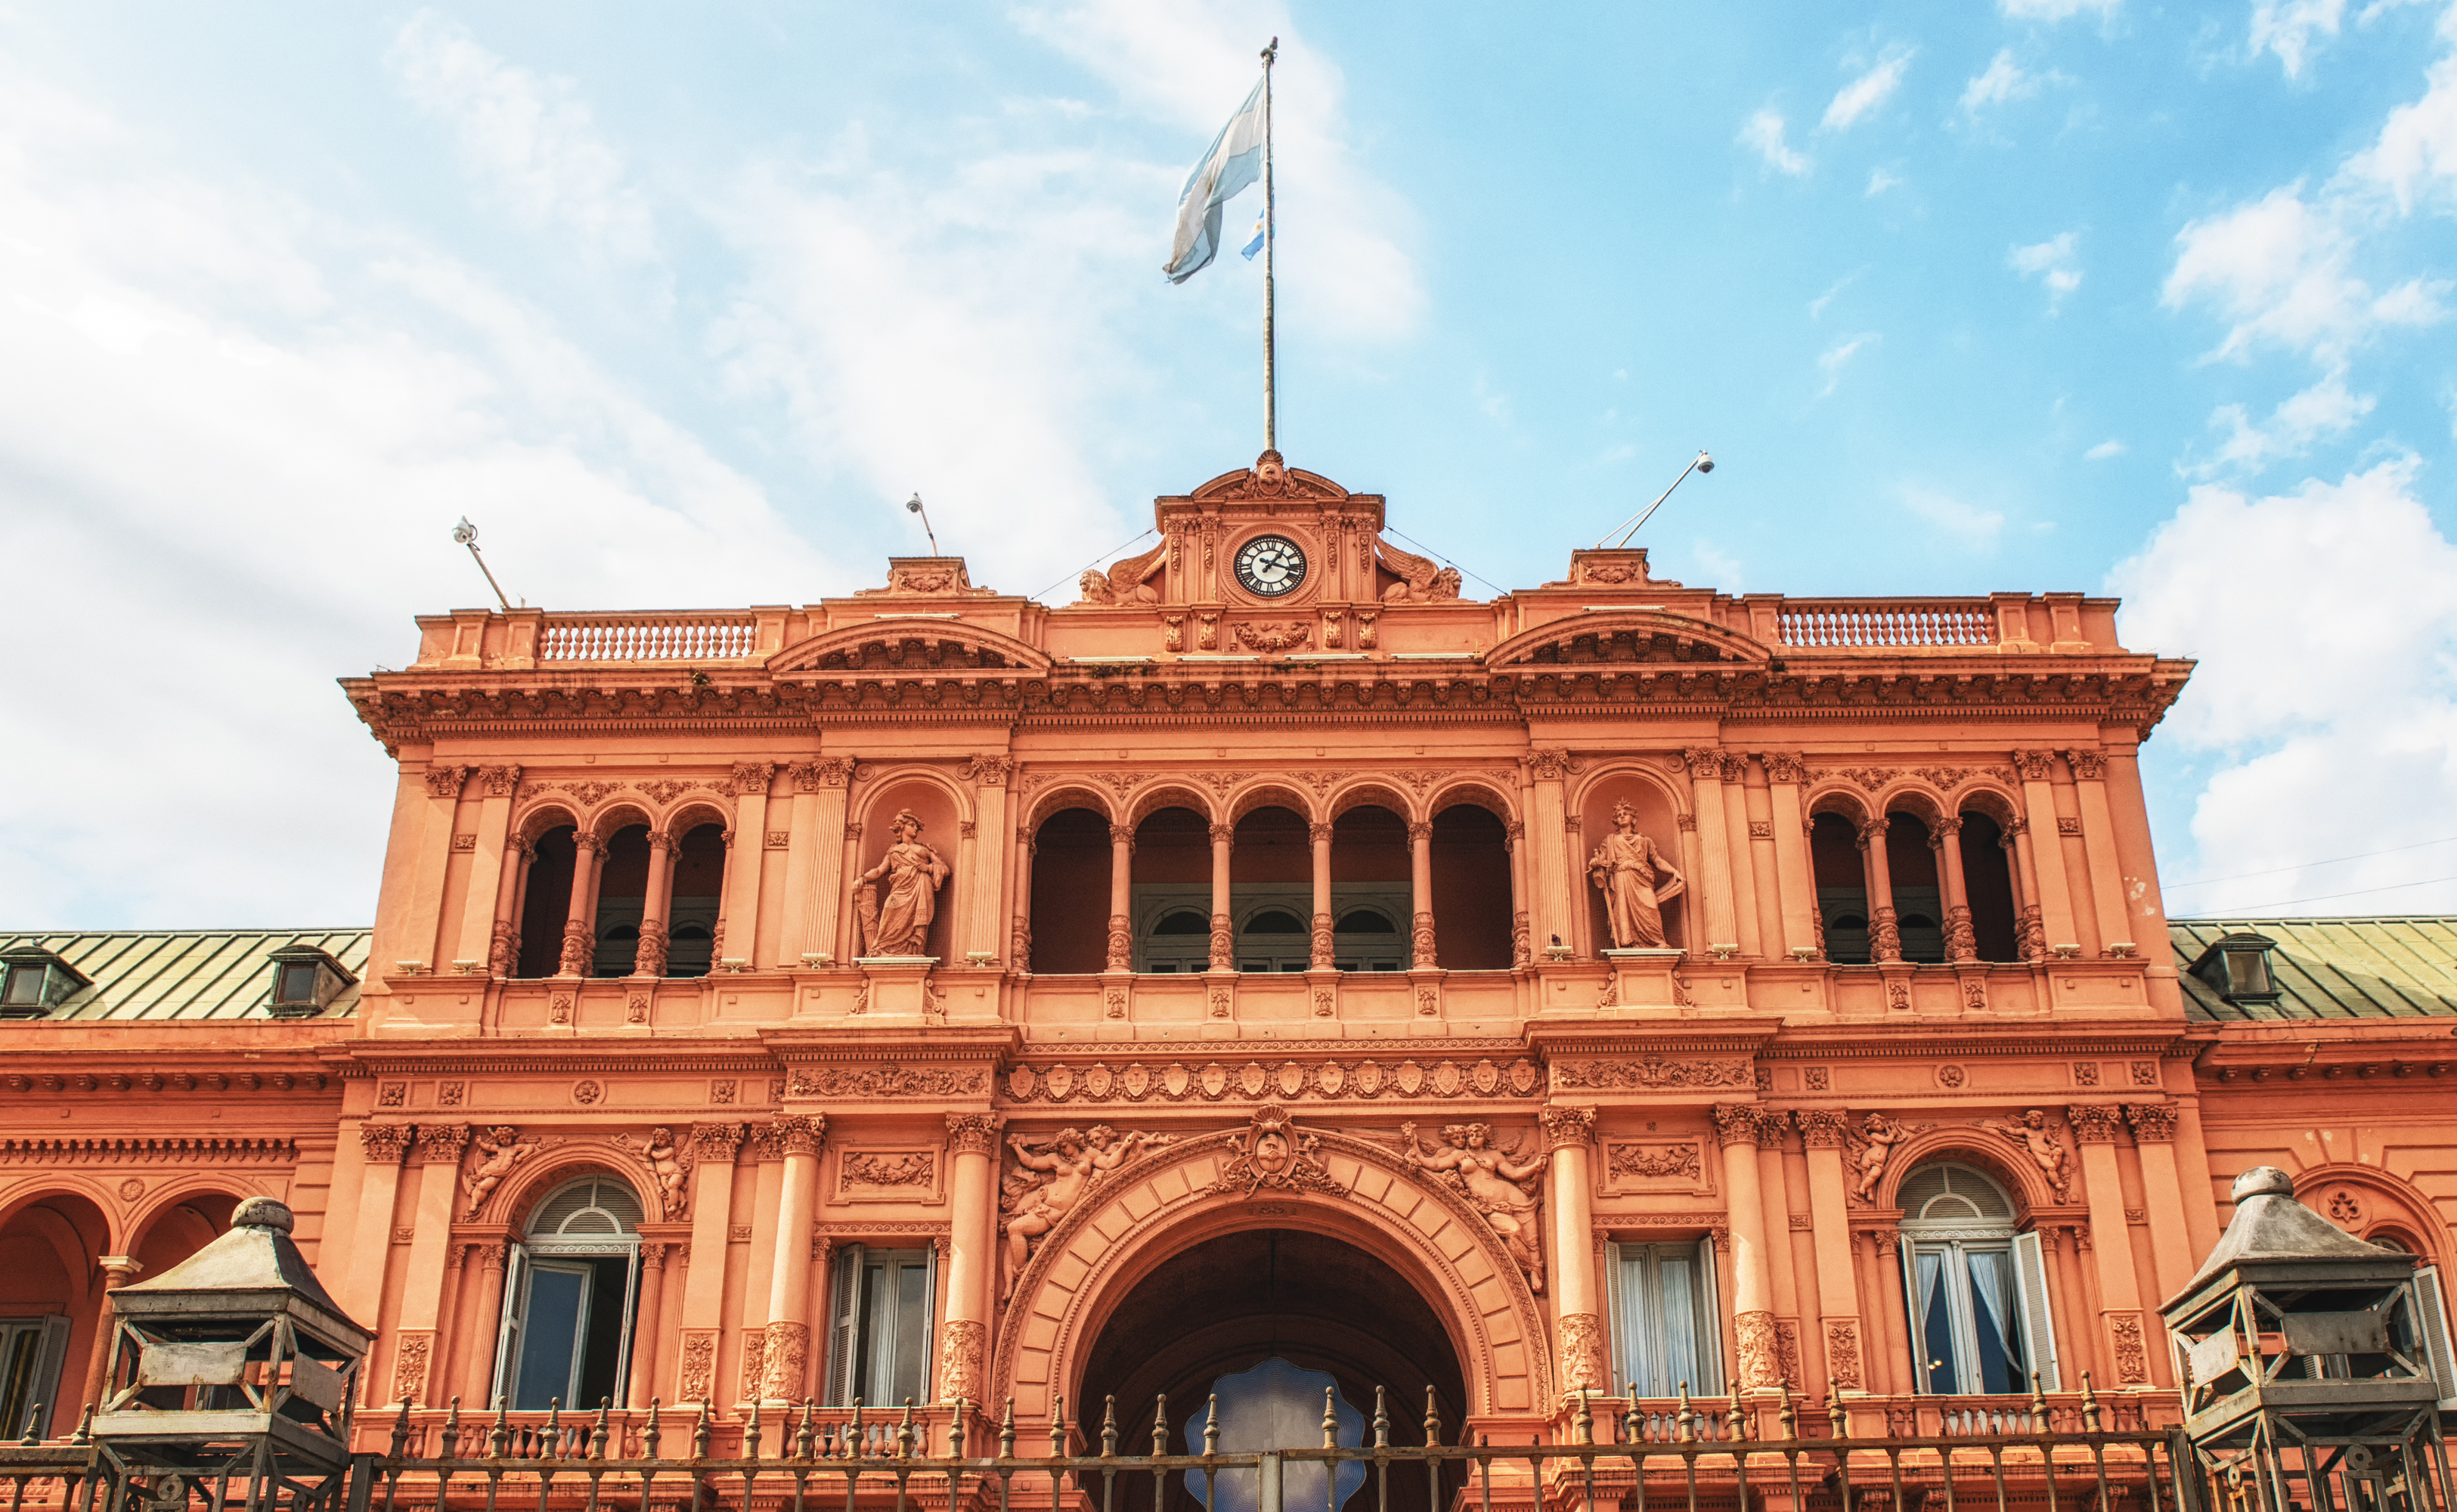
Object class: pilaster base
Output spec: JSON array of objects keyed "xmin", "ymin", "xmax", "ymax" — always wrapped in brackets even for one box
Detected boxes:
[{"xmin": 855, "ymin": 956, "xmax": 939, "ymax": 1017}]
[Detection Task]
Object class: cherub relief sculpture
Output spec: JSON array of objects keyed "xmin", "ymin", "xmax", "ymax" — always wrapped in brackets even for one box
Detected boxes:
[
  {"xmin": 1400, "ymin": 1122, "xmax": 1550, "ymax": 1293},
  {"xmin": 999, "ymin": 1125, "xmax": 1174, "ymax": 1298},
  {"xmin": 1974, "ymin": 1108, "xmax": 2073, "ymax": 1203},
  {"xmin": 1587, "ymin": 801, "xmax": 1687, "ymax": 950},
  {"xmin": 1844, "ymin": 1112, "xmax": 1929, "ymax": 1204},
  {"xmin": 854, "ymin": 809, "xmax": 951, "ymax": 958},
  {"xmin": 1377, "ymin": 540, "xmax": 1464, "ymax": 603},
  {"xmin": 459, "ymin": 1126, "xmax": 539, "ymax": 1219},
  {"xmin": 619, "ymin": 1126, "xmax": 693, "ymax": 1219}
]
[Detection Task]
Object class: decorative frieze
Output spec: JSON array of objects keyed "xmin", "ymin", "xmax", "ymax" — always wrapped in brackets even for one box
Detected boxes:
[
  {"xmin": 1002, "ymin": 1055, "xmax": 1541, "ymax": 1104},
  {"xmin": 1553, "ymin": 1058, "xmax": 1755, "ymax": 1092},
  {"xmin": 789, "ymin": 1064, "xmax": 989, "ymax": 1098}
]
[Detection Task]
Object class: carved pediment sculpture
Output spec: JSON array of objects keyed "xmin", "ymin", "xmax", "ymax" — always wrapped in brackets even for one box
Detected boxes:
[
  {"xmin": 1211, "ymin": 1104, "xmax": 1347, "ymax": 1197},
  {"xmin": 1587, "ymin": 800, "xmax": 1687, "ymax": 949},
  {"xmin": 1076, "ymin": 539, "xmax": 1167, "ymax": 606},
  {"xmin": 1398, "ymin": 1120, "xmax": 1550, "ymax": 1294},
  {"xmin": 1375, "ymin": 538, "xmax": 1463, "ymax": 604},
  {"xmin": 857, "ymin": 557, "xmax": 996, "ymax": 597},
  {"xmin": 854, "ymin": 808, "xmax": 950, "ymax": 957},
  {"xmin": 618, "ymin": 1125, "xmax": 695, "ymax": 1220},
  {"xmin": 999, "ymin": 1124, "xmax": 1175, "ymax": 1298}
]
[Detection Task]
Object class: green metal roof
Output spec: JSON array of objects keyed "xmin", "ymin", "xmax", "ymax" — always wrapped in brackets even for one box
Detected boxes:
[
  {"xmin": 2171, "ymin": 918, "xmax": 2457, "ymax": 1021},
  {"xmin": 0, "ymin": 928, "xmax": 368, "ymax": 1021}
]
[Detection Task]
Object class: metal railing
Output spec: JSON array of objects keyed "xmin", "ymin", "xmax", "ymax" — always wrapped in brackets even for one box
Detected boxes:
[
  {"xmin": 535, "ymin": 615, "xmax": 761, "ymax": 665},
  {"xmin": 1777, "ymin": 604, "xmax": 1994, "ymax": 649}
]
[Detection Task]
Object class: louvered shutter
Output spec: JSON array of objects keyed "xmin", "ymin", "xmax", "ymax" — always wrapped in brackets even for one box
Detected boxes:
[
  {"xmin": 826, "ymin": 1244, "xmax": 864, "ymax": 1405},
  {"xmin": 491, "ymin": 1246, "xmax": 529, "ymax": 1408},
  {"xmin": 2012, "ymin": 1229, "xmax": 2060, "ymax": 1390},
  {"xmin": 1694, "ymin": 1235, "xmax": 1726, "ymax": 1396},
  {"xmin": 28, "ymin": 1317, "xmax": 70, "ymax": 1438},
  {"xmin": 2413, "ymin": 1267, "xmax": 2457, "ymax": 1410},
  {"xmin": 1605, "ymin": 1244, "xmax": 1631, "ymax": 1396}
]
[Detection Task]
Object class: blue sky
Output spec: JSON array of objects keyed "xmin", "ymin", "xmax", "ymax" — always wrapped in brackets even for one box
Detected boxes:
[{"xmin": 2, "ymin": 2, "xmax": 2453, "ymax": 926}]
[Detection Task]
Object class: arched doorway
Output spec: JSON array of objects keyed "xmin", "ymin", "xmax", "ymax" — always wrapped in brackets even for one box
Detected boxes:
[
  {"xmin": 1077, "ymin": 1229, "xmax": 1467, "ymax": 1512},
  {"xmin": 497, "ymin": 1175, "xmax": 643, "ymax": 1411}
]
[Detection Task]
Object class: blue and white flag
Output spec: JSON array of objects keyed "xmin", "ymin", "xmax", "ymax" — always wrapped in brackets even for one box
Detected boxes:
[
  {"xmin": 1239, "ymin": 214, "xmax": 1266, "ymax": 260},
  {"xmin": 1163, "ymin": 78, "xmax": 1266, "ymax": 284}
]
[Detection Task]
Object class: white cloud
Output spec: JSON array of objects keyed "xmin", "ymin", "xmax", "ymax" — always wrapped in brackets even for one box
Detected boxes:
[
  {"xmin": 0, "ymin": 53, "xmax": 832, "ymax": 928},
  {"xmin": 388, "ymin": 11, "xmax": 655, "ymax": 262},
  {"xmin": 2111, "ymin": 460, "xmax": 2457, "ymax": 916},
  {"xmin": 1808, "ymin": 270, "xmax": 1863, "ymax": 320},
  {"xmin": 2251, "ymin": 0, "xmax": 2349, "ymax": 78},
  {"xmin": 1740, "ymin": 109, "xmax": 1811, "ymax": 175},
  {"xmin": 1824, "ymin": 50, "xmax": 1916, "ymax": 132},
  {"xmin": 2000, "ymin": 0, "xmax": 2121, "ymax": 20},
  {"xmin": 2164, "ymin": 184, "xmax": 2447, "ymax": 361},
  {"xmin": 2087, "ymin": 438, "xmax": 2128, "ymax": 459},
  {"xmin": 2009, "ymin": 231, "xmax": 2084, "ymax": 308},
  {"xmin": 1960, "ymin": 50, "xmax": 2040, "ymax": 113},
  {"xmin": 2189, "ymin": 368, "xmax": 2376, "ymax": 473},
  {"xmin": 1901, "ymin": 486, "xmax": 2006, "ymax": 546},
  {"xmin": 1817, "ymin": 333, "xmax": 1876, "ymax": 395},
  {"xmin": 1690, "ymin": 539, "xmax": 1746, "ymax": 593},
  {"xmin": 1867, "ymin": 168, "xmax": 1904, "ymax": 196},
  {"xmin": 2348, "ymin": 52, "xmax": 2457, "ymax": 212}
]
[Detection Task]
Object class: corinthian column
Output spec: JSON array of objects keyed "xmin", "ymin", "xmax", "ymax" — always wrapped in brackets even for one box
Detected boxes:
[
  {"xmin": 1310, "ymin": 823, "xmax": 1335, "ymax": 968},
  {"xmin": 940, "ymin": 1114, "xmax": 1003, "ymax": 1406},
  {"xmin": 1408, "ymin": 821, "xmax": 1437, "ymax": 968},
  {"xmin": 1932, "ymin": 816, "xmax": 1975, "ymax": 962},
  {"xmin": 559, "ymin": 832, "xmax": 602, "ymax": 976},
  {"xmin": 1210, "ymin": 825, "xmax": 1235, "ymax": 971},
  {"xmin": 1857, "ymin": 821, "xmax": 1900, "ymax": 963},
  {"xmin": 1540, "ymin": 1105, "xmax": 1603, "ymax": 1399},
  {"xmin": 1106, "ymin": 825, "xmax": 1134, "ymax": 971},
  {"xmin": 761, "ymin": 1114, "xmax": 827, "ymax": 1403},
  {"xmin": 635, "ymin": 829, "xmax": 675, "ymax": 977},
  {"xmin": 1713, "ymin": 1105, "xmax": 1782, "ymax": 1390}
]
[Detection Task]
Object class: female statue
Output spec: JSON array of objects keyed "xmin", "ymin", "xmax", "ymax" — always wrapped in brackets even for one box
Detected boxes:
[
  {"xmin": 1587, "ymin": 800, "xmax": 1685, "ymax": 948},
  {"xmin": 1402, "ymin": 1122, "xmax": 1551, "ymax": 1291},
  {"xmin": 854, "ymin": 808, "xmax": 951, "ymax": 957}
]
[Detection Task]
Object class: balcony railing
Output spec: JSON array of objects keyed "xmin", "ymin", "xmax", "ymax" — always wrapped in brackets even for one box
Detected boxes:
[
  {"xmin": 537, "ymin": 614, "xmax": 761, "ymax": 664},
  {"xmin": 1777, "ymin": 603, "xmax": 1995, "ymax": 648}
]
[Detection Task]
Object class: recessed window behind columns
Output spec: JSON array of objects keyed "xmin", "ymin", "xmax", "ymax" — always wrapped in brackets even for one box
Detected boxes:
[
  {"xmin": 1430, "ymin": 805, "xmax": 1511, "ymax": 969},
  {"xmin": 1810, "ymin": 813, "xmax": 1868, "ymax": 963},
  {"xmin": 593, "ymin": 826, "xmax": 652, "ymax": 977},
  {"xmin": 1129, "ymin": 807, "xmax": 1210, "ymax": 971},
  {"xmin": 1029, "ymin": 808, "xmax": 1111, "ymax": 974},
  {"xmin": 516, "ymin": 826, "xmax": 578, "ymax": 978},
  {"xmin": 1885, "ymin": 812, "xmax": 1944, "ymax": 963},
  {"xmin": 1330, "ymin": 805, "xmax": 1410, "ymax": 972},
  {"xmin": 1230, "ymin": 806, "xmax": 1313, "ymax": 971},
  {"xmin": 665, "ymin": 824, "xmax": 727, "ymax": 976},
  {"xmin": 1957, "ymin": 811, "xmax": 2021, "ymax": 962}
]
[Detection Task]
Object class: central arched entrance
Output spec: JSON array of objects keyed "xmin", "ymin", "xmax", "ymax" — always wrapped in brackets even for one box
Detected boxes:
[{"xmin": 1080, "ymin": 1229, "xmax": 1467, "ymax": 1512}]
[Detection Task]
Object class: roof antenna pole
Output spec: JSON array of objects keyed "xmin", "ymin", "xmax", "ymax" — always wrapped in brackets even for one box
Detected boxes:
[
  {"xmin": 1596, "ymin": 451, "xmax": 1715, "ymax": 550},
  {"xmin": 905, "ymin": 494, "xmax": 942, "ymax": 556},
  {"xmin": 451, "ymin": 518, "xmax": 516, "ymax": 611}
]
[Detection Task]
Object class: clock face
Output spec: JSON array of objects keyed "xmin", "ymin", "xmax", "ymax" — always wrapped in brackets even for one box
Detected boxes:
[{"xmin": 1234, "ymin": 534, "xmax": 1308, "ymax": 597}]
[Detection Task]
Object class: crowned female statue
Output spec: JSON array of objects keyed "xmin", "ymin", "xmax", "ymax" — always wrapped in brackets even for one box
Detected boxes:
[
  {"xmin": 854, "ymin": 808, "xmax": 951, "ymax": 956},
  {"xmin": 1586, "ymin": 800, "xmax": 1685, "ymax": 949}
]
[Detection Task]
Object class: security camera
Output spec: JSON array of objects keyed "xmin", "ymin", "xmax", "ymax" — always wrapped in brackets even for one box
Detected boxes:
[
  {"xmin": 1695, "ymin": 452, "xmax": 1715, "ymax": 475},
  {"xmin": 452, "ymin": 517, "xmax": 477, "ymax": 545},
  {"xmin": 906, "ymin": 494, "xmax": 925, "ymax": 514}
]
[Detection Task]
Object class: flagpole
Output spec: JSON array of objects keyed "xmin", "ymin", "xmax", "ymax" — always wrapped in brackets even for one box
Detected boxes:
[{"xmin": 1261, "ymin": 37, "xmax": 1278, "ymax": 455}]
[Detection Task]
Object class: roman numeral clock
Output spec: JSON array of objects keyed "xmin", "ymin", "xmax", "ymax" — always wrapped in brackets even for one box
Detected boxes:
[{"xmin": 1232, "ymin": 534, "xmax": 1308, "ymax": 597}]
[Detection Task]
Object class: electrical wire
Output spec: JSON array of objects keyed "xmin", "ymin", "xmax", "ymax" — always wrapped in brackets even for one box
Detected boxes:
[
  {"xmin": 1383, "ymin": 527, "xmax": 1509, "ymax": 600},
  {"xmin": 1030, "ymin": 529, "xmax": 1157, "ymax": 603},
  {"xmin": 2161, "ymin": 833, "xmax": 2457, "ymax": 890},
  {"xmin": 2168, "ymin": 873, "xmax": 2457, "ymax": 919}
]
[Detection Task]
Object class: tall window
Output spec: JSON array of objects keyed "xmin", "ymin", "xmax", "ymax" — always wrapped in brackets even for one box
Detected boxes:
[
  {"xmin": 1608, "ymin": 1240, "xmax": 1723, "ymax": 1396},
  {"xmin": 0, "ymin": 1317, "xmax": 70, "ymax": 1439},
  {"xmin": 495, "ymin": 1176, "xmax": 642, "ymax": 1411},
  {"xmin": 1896, "ymin": 1163, "xmax": 2057, "ymax": 1394},
  {"xmin": 826, "ymin": 1246, "xmax": 935, "ymax": 1406}
]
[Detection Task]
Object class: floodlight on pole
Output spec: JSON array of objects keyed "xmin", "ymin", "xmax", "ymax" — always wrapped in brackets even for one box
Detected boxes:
[
  {"xmin": 1595, "ymin": 451, "xmax": 1715, "ymax": 550},
  {"xmin": 905, "ymin": 494, "xmax": 942, "ymax": 556},
  {"xmin": 452, "ymin": 517, "xmax": 516, "ymax": 610}
]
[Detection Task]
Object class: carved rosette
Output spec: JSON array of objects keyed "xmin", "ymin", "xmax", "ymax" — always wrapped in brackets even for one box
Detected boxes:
[
  {"xmin": 1106, "ymin": 914, "xmax": 1132, "ymax": 971},
  {"xmin": 937, "ymin": 1318, "xmax": 987, "ymax": 1405},
  {"xmin": 1540, "ymin": 1105, "xmax": 1596, "ymax": 1152},
  {"xmin": 1411, "ymin": 912, "xmax": 1438, "ymax": 970},
  {"xmin": 760, "ymin": 1319, "xmax": 810, "ymax": 1401},
  {"xmin": 1735, "ymin": 1309, "xmax": 1783, "ymax": 1390},
  {"xmin": 1558, "ymin": 1312, "xmax": 1606, "ymax": 1396},
  {"xmin": 947, "ymin": 1113, "xmax": 1002, "ymax": 1158}
]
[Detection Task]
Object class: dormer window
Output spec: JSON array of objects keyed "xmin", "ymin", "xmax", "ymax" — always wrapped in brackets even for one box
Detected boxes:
[
  {"xmin": 266, "ymin": 946, "xmax": 357, "ymax": 1018},
  {"xmin": 0, "ymin": 948, "xmax": 91, "ymax": 1018},
  {"xmin": 2190, "ymin": 932, "xmax": 2280, "ymax": 1004}
]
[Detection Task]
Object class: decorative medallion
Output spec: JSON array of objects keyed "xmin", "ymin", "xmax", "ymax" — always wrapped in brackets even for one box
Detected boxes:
[
  {"xmin": 1276, "ymin": 1062, "xmax": 1306, "ymax": 1098},
  {"xmin": 1239, "ymin": 1063, "xmax": 1268, "ymax": 1098},
  {"xmin": 1472, "ymin": 1059, "xmax": 1501, "ymax": 1095},
  {"xmin": 1008, "ymin": 1067, "xmax": 1038, "ymax": 1101},
  {"xmin": 1356, "ymin": 1061, "xmax": 1384, "ymax": 1096},
  {"xmin": 1432, "ymin": 1062, "xmax": 1464, "ymax": 1097},
  {"xmin": 1165, "ymin": 1064, "xmax": 1192, "ymax": 1099},
  {"xmin": 1122, "ymin": 1064, "xmax": 1151, "ymax": 1099},
  {"xmin": 1201, "ymin": 1063, "xmax": 1229, "ymax": 1099},
  {"xmin": 1045, "ymin": 1065, "xmax": 1076, "ymax": 1101},
  {"xmin": 1315, "ymin": 1062, "xmax": 1346, "ymax": 1097},
  {"xmin": 572, "ymin": 1080, "xmax": 604, "ymax": 1105},
  {"xmin": 1396, "ymin": 1061, "xmax": 1425, "ymax": 1096},
  {"xmin": 1210, "ymin": 1105, "xmax": 1348, "ymax": 1196},
  {"xmin": 1083, "ymin": 1064, "xmax": 1114, "ymax": 1100}
]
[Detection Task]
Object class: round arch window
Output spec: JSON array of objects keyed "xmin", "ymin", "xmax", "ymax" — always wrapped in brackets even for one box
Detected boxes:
[
  {"xmin": 1897, "ymin": 1162, "xmax": 2058, "ymax": 1395},
  {"xmin": 500, "ymin": 1176, "xmax": 643, "ymax": 1412}
]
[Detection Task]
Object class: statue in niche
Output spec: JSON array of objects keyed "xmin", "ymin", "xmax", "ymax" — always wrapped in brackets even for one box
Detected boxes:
[
  {"xmin": 854, "ymin": 808, "xmax": 951, "ymax": 957},
  {"xmin": 999, "ymin": 1125, "xmax": 1173, "ymax": 1298},
  {"xmin": 1400, "ymin": 1122, "xmax": 1550, "ymax": 1292},
  {"xmin": 1586, "ymin": 800, "xmax": 1686, "ymax": 949}
]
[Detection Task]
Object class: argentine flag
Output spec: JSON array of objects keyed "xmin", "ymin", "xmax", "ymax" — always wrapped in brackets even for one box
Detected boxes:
[{"xmin": 1164, "ymin": 78, "xmax": 1266, "ymax": 284}]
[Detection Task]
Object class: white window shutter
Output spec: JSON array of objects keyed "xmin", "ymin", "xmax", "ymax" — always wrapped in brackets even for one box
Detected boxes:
[
  {"xmin": 919, "ymin": 1245, "xmax": 940, "ymax": 1403},
  {"xmin": 1605, "ymin": 1244, "xmax": 1631, "ymax": 1396},
  {"xmin": 29, "ymin": 1315, "xmax": 71, "ymax": 1437},
  {"xmin": 491, "ymin": 1245, "xmax": 529, "ymax": 1408},
  {"xmin": 2413, "ymin": 1266, "xmax": 2457, "ymax": 1410},
  {"xmin": 1898, "ymin": 1238, "xmax": 1926, "ymax": 1393},
  {"xmin": 826, "ymin": 1244, "xmax": 864, "ymax": 1405},
  {"xmin": 2012, "ymin": 1229, "xmax": 2060, "ymax": 1391},
  {"xmin": 1693, "ymin": 1235, "xmax": 1727, "ymax": 1396}
]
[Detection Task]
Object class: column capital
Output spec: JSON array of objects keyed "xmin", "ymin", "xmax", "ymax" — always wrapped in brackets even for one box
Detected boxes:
[
  {"xmin": 1539, "ymin": 1105, "xmax": 1596, "ymax": 1151},
  {"xmin": 1681, "ymin": 747, "xmax": 1723, "ymax": 779},
  {"xmin": 731, "ymin": 762, "xmax": 779, "ymax": 796},
  {"xmin": 692, "ymin": 1120, "xmax": 747, "ymax": 1163},
  {"xmin": 1109, "ymin": 825, "xmax": 1133, "ymax": 847},
  {"xmin": 2011, "ymin": 749, "xmax": 2056, "ymax": 782},
  {"xmin": 946, "ymin": 1113, "xmax": 1003, "ymax": 1156},
  {"xmin": 1309, "ymin": 823, "xmax": 1333, "ymax": 845},
  {"xmin": 1210, "ymin": 825, "xmax": 1233, "ymax": 846},
  {"xmin": 424, "ymin": 765, "xmax": 473, "ymax": 801},
  {"xmin": 1764, "ymin": 753, "xmax": 1808, "ymax": 785},
  {"xmin": 414, "ymin": 1122, "xmax": 471, "ymax": 1165},
  {"xmin": 2066, "ymin": 1105, "xmax": 2128, "ymax": 1144},
  {"xmin": 2124, "ymin": 1102, "xmax": 2178, "ymax": 1143},
  {"xmin": 1711, "ymin": 1104, "xmax": 1763, "ymax": 1148},
  {"xmin": 770, "ymin": 1112, "xmax": 826, "ymax": 1157},
  {"xmin": 479, "ymin": 764, "xmax": 523, "ymax": 798},
  {"xmin": 359, "ymin": 1122, "xmax": 415, "ymax": 1165},
  {"xmin": 647, "ymin": 829, "xmax": 673, "ymax": 852},
  {"xmin": 2062, "ymin": 748, "xmax": 2106, "ymax": 782},
  {"xmin": 1407, "ymin": 821, "xmax": 1432, "ymax": 844},
  {"xmin": 964, "ymin": 754, "xmax": 1014, "ymax": 788},
  {"xmin": 97, "ymin": 1256, "xmax": 143, "ymax": 1286},
  {"xmin": 1794, "ymin": 1109, "xmax": 1850, "ymax": 1148}
]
